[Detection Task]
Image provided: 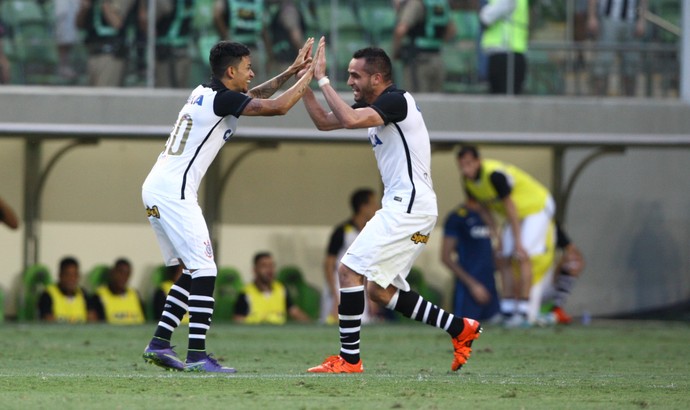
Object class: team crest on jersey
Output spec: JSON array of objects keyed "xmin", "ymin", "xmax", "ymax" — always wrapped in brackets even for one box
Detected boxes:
[
  {"xmin": 204, "ymin": 240, "xmax": 214, "ymax": 258},
  {"xmin": 187, "ymin": 94, "xmax": 204, "ymax": 106},
  {"xmin": 223, "ymin": 129, "xmax": 234, "ymax": 141},
  {"xmin": 145, "ymin": 205, "xmax": 160, "ymax": 219},
  {"xmin": 410, "ymin": 231, "xmax": 430, "ymax": 244},
  {"xmin": 369, "ymin": 133, "xmax": 383, "ymax": 147}
]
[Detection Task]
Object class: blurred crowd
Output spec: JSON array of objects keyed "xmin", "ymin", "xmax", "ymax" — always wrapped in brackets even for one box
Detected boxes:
[{"xmin": 0, "ymin": 0, "xmax": 681, "ymax": 97}]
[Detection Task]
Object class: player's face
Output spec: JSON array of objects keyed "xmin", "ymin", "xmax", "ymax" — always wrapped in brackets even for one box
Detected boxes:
[
  {"xmin": 361, "ymin": 194, "xmax": 380, "ymax": 221},
  {"xmin": 254, "ymin": 256, "xmax": 276, "ymax": 286},
  {"xmin": 458, "ymin": 153, "xmax": 480, "ymax": 180},
  {"xmin": 110, "ymin": 263, "xmax": 131, "ymax": 293},
  {"xmin": 347, "ymin": 58, "xmax": 376, "ymax": 104},
  {"xmin": 229, "ymin": 56, "xmax": 255, "ymax": 93},
  {"xmin": 59, "ymin": 265, "xmax": 80, "ymax": 294}
]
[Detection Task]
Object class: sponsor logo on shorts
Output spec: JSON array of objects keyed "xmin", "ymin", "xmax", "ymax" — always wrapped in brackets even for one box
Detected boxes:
[
  {"xmin": 146, "ymin": 205, "xmax": 160, "ymax": 219},
  {"xmin": 204, "ymin": 240, "xmax": 214, "ymax": 258},
  {"xmin": 394, "ymin": 196, "xmax": 402, "ymax": 202},
  {"xmin": 410, "ymin": 231, "xmax": 430, "ymax": 244}
]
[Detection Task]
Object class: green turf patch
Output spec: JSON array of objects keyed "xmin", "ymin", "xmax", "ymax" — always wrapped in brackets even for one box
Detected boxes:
[{"xmin": 0, "ymin": 320, "xmax": 688, "ymax": 409}]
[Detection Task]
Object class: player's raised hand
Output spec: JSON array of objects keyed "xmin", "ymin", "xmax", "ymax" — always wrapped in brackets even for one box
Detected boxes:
[
  {"xmin": 313, "ymin": 36, "xmax": 327, "ymax": 81},
  {"xmin": 288, "ymin": 37, "xmax": 315, "ymax": 76}
]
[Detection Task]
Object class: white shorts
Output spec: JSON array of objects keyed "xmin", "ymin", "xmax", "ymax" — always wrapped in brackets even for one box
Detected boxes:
[
  {"xmin": 501, "ymin": 196, "xmax": 555, "ymax": 257},
  {"xmin": 142, "ymin": 190, "xmax": 216, "ymax": 270},
  {"xmin": 340, "ymin": 208, "xmax": 437, "ymax": 291}
]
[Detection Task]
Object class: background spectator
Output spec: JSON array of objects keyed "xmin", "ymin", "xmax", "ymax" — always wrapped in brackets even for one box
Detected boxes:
[
  {"xmin": 479, "ymin": 0, "xmax": 529, "ymax": 94},
  {"xmin": 265, "ymin": 0, "xmax": 306, "ymax": 78},
  {"xmin": 321, "ymin": 188, "xmax": 380, "ymax": 324},
  {"xmin": 213, "ymin": 0, "xmax": 266, "ymax": 75},
  {"xmin": 392, "ymin": 0, "xmax": 456, "ymax": 92},
  {"xmin": 141, "ymin": 0, "xmax": 193, "ymax": 88},
  {"xmin": 234, "ymin": 252, "xmax": 311, "ymax": 324},
  {"xmin": 91, "ymin": 258, "xmax": 146, "ymax": 324},
  {"xmin": 0, "ymin": 17, "xmax": 10, "ymax": 84},
  {"xmin": 587, "ymin": 0, "xmax": 648, "ymax": 96},
  {"xmin": 77, "ymin": 0, "xmax": 138, "ymax": 86},
  {"xmin": 38, "ymin": 256, "xmax": 97, "ymax": 323},
  {"xmin": 457, "ymin": 145, "xmax": 555, "ymax": 326},
  {"xmin": 441, "ymin": 199, "xmax": 501, "ymax": 322},
  {"xmin": 54, "ymin": 0, "xmax": 81, "ymax": 83}
]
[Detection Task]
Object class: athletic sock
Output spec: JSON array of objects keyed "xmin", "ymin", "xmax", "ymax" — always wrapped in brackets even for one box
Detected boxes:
[
  {"xmin": 517, "ymin": 299, "xmax": 529, "ymax": 318},
  {"xmin": 501, "ymin": 298, "xmax": 517, "ymax": 318},
  {"xmin": 553, "ymin": 271, "xmax": 577, "ymax": 308},
  {"xmin": 152, "ymin": 268, "xmax": 192, "ymax": 344},
  {"xmin": 338, "ymin": 285, "xmax": 365, "ymax": 365},
  {"xmin": 187, "ymin": 268, "xmax": 217, "ymax": 355},
  {"xmin": 387, "ymin": 289, "xmax": 464, "ymax": 338}
]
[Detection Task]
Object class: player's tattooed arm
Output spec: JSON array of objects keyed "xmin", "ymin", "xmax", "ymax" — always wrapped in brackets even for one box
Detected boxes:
[
  {"xmin": 248, "ymin": 37, "xmax": 314, "ymax": 99},
  {"xmin": 247, "ymin": 71, "xmax": 294, "ymax": 99}
]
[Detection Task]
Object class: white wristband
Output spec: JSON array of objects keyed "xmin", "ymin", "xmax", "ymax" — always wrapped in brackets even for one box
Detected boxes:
[{"xmin": 318, "ymin": 77, "xmax": 330, "ymax": 88}]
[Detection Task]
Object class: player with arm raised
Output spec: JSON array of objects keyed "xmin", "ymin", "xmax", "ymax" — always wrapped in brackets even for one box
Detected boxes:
[
  {"xmin": 302, "ymin": 37, "xmax": 481, "ymax": 374},
  {"xmin": 141, "ymin": 38, "xmax": 317, "ymax": 373}
]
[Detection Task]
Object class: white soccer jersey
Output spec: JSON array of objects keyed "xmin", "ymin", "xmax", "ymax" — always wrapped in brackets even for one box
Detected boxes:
[
  {"xmin": 364, "ymin": 86, "xmax": 437, "ymax": 216},
  {"xmin": 143, "ymin": 78, "xmax": 252, "ymax": 199}
]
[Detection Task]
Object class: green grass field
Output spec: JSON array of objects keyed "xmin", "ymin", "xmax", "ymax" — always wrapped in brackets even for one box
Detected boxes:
[{"xmin": 1, "ymin": 320, "xmax": 688, "ymax": 409}]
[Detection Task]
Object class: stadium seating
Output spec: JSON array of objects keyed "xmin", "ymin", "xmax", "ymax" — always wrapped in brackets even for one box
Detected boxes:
[
  {"xmin": 86, "ymin": 264, "xmax": 110, "ymax": 293},
  {"xmin": 18, "ymin": 263, "xmax": 52, "ymax": 321},
  {"xmin": 276, "ymin": 265, "xmax": 320, "ymax": 321},
  {"xmin": 443, "ymin": 9, "xmax": 484, "ymax": 93},
  {"xmin": 1, "ymin": 0, "xmax": 58, "ymax": 85},
  {"xmin": 212, "ymin": 266, "xmax": 244, "ymax": 321}
]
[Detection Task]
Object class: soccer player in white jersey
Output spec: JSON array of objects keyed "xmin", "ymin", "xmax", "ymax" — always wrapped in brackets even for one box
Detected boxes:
[
  {"xmin": 302, "ymin": 37, "xmax": 481, "ymax": 373},
  {"xmin": 141, "ymin": 39, "xmax": 317, "ymax": 373}
]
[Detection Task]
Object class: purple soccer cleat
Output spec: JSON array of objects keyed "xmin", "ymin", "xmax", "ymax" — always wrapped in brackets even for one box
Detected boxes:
[
  {"xmin": 143, "ymin": 345, "xmax": 185, "ymax": 371},
  {"xmin": 185, "ymin": 354, "xmax": 236, "ymax": 373}
]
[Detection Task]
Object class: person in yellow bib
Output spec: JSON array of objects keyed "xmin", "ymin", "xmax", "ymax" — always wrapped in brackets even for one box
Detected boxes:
[
  {"xmin": 92, "ymin": 258, "xmax": 146, "ymax": 325},
  {"xmin": 457, "ymin": 145, "xmax": 556, "ymax": 327},
  {"xmin": 38, "ymin": 256, "xmax": 97, "ymax": 323},
  {"xmin": 233, "ymin": 252, "xmax": 311, "ymax": 324}
]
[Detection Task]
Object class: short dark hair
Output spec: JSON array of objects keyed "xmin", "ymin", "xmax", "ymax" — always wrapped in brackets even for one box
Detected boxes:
[
  {"xmin": 253, "ymin": 251, "xmax": 272, "ymax": 266},
  {"xmin": 209, "ymin": 41, "xmax": 251, "ymax": 79},
  {"xmin": 59, "ymin": 256, "xmax": 79, "ymax": 274},
  {"xmin": 350, "ymin": 188, "xmax": 374, "ymax": 214},
  {"xmin": 457, "ymin": 145, "xmax": 480, "ymax": 159},
  {"xmin": 352, "ymin": 47, "xmax": 392, "ymax": 83},
  {"xmin": 114, "ymin": 258, "xmax": 131, "ymax": 269}
]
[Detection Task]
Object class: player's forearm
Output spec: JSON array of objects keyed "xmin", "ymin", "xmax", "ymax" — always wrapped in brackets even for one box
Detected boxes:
[
  {"xmin": 249, "ymin": 69, "xmax": 296, "ymax": 99},
  {"xmin": 260, "ymin": 70, "xmax": 313, "ymax": 116},
  {"xmin": 320, "ymin": 84, "xmax": 360, "ymax": 128},
  {"xmin": 303, "ymin": 89, "xmax": 340, "ymax": 130}
]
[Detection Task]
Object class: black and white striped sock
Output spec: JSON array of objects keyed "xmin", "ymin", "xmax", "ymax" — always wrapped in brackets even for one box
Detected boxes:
[
  {"xmin": 339, "ymin": 285, "xmax": 365, "ymax": 364},
  {"xmin": 187, "ymin": 269, "xmax": 216, "ymax": 353},
  {"xmin": 152, "ymin": 269, "xmax": 192, "ymax": 346},
  {"xmin": 388, "ymin": 289, "xmax": 464, "ymax": 337}
]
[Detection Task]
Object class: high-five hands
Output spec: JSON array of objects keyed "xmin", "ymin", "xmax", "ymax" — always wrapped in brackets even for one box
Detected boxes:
[{"xmin": 289, "ymin": 37, "xmax": 315, "ymax": 76}]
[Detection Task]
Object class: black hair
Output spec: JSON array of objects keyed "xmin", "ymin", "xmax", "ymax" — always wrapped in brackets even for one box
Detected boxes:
[
  {"xmin": 457, "ymin": 145, "xmax": 480, "ymax": 159},
  {"xmin": 114, "ymin": 258, "xmax": 131, "ymax": 269},
  {"xmin": 209, "ymin": 41, "xmax": 251, "ymax": 80},
  {"xmin": 59, "ymin": 256, "xmax": 79, "ymax": 274},
  {"xmin": 253, "ymin": 251, "xmax": 272, "ymax": 266},
  {"xmin": 350, "ymin": 188, "xmax": 375, "ymax": 214},
  {"xmin": 352, "ymin": 47, "xmax": 392, "ymax": 82}
]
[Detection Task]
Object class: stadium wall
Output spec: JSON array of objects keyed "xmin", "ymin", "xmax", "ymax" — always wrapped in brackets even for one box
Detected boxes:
[{"xmin": 0, "ymin": 86, "xmax": 688, "ymax": 319}]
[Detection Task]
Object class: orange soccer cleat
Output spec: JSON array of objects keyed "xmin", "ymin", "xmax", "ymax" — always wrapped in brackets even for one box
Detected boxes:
[
  {"xmin": 307, "ymin": 355, "xmax": 363, "ymax": 373},
  {"xmin": 551, "ymin": 306, "xmax": 573, "ymax": 324},
  {"xmin": 451, "ymin": 318, "xmax": 482, "ymax": 372}
]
